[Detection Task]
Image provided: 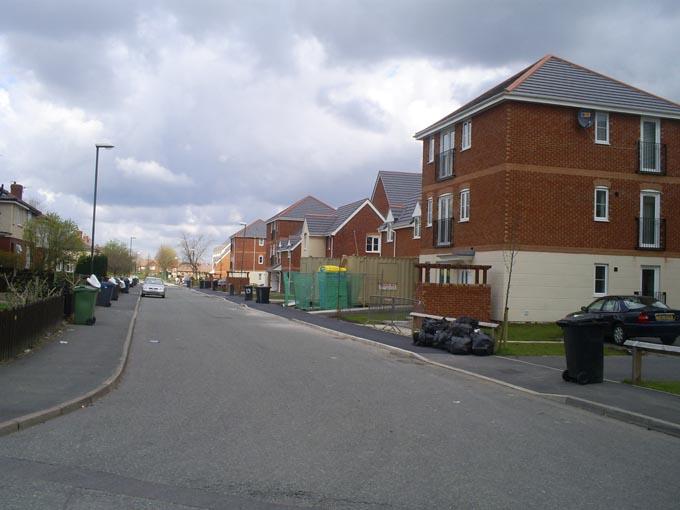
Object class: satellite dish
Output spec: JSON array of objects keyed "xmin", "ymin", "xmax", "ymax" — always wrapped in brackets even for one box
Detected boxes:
[{"xmin": 577, "ymin": 109, "xmax": 594, "ymax": 128}]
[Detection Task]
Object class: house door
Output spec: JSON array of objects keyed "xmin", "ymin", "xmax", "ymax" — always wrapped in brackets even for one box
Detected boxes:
[
  {"xmin": 640, "ymin": 118, "xmax": 660, "ymax": 172},
  {"xmin": 639, "ymin": 192, "xmax": 660, "ymax": 248},
  {"xmin": 640, "ymin": 266, "xmax": 660, "ymax": 298}
]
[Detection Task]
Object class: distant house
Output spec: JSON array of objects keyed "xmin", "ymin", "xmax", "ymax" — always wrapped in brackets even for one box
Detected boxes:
[
  {"xmin": 265, "ymin": 196, "xmax": 336, "ymax": 291},
  {"xmin": 0, "ymin": 182, "xmax": 42, "ymax": 266},
  {"xmin": 211, "ymin": 243, "xmax": 231, "ymax": 277},
  {"xmin": 230, "ymin": 219, "xmax": 267, "ymax": 284},
  {"xmin": 370, "ymin": 171, "xmax": 421, "ymax": 257},
  {"xmin": 300, "ymin": 198, "xmax": 385, "ymax": 258}
]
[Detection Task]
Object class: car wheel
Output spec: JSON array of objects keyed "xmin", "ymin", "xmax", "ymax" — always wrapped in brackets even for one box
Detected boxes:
[
  {"xmin": 612, "ymin": 324, "xmax": 626, "ymax": 346},
  {"xmin": 661, "ymin": 336, "xmax": 677, "ymax": 346}
]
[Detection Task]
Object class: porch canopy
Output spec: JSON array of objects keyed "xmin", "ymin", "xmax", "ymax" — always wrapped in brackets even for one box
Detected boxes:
[{"xmin": 416, "ymin": 263, "xmax": 491, "ymax": 285}]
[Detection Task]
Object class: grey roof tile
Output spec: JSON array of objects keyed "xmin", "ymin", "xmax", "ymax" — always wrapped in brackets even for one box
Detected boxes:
[
  {"xmin": 267, "ymin": 195, "xmax": 335, "ymax": 222},
  {"xmin": 376, "ymin": 171, "xmax": 421, "ymax": 210},
  {"xmin": 305, "ymin": 214, "xmax": 337, "ymax": 235},
  {"xmin": 230, "ymin": 219, "xmax": 266, "ymax": 239}
]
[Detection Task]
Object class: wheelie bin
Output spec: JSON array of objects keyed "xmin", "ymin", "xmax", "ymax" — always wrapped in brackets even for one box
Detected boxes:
[
  {"xmin": 109, "ymin": 279, "xmax": 119, "ymax": 301},
  {"xmin": 244, "ymin": 285, "xmax": 253, "ymax": 301},
  {"xmin": 96, "ymin": 282, "xmax": 115, "ymax": 307},
  {"xmin": 255, "ymin": 286, "xmax": 271, "ymax": 304},
  {"xmin": 73, "ymin": 285, "xmax": 99, "ymax": 325},
  {"xmin": 229, "ymin": 284, "xmax": 235, "ymax": 296},
  {"xmin": 556, "ymin": 313, "xmax": 607, "ymax": 384}
]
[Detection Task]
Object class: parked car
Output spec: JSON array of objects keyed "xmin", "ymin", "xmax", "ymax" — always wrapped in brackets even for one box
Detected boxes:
[
  {"xmin": 564, "ymin": 295, "xmax": 680, "ymax": 345},
  {"xmin": 141, "ymin": 277, "xmax": 166, "ymax": 298}
]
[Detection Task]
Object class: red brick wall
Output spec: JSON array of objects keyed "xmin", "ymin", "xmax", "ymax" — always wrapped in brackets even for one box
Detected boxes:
[
  {"xmin": 265, "ymin": 219, "xmax": 303, "ymax": 267},
  {"xmin": 231, "ymin": 237, "xmax": 267, "ymax": 271},
  {"xmin": 371, "ymin": 179, "xmax": 390, "ymax": 217},
  {"xmin": 416, "ymin": 282, "xmax": 491, "ymax": 322},
  {"xmin": 328, "ymin": 204, "xmax": 383, "ymax": 257},
  {"xmin": 382, "ymin": 227, "xmax": 420, "ymax": 257}
]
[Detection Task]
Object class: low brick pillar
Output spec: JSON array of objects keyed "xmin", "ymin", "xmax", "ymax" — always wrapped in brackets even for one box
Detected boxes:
[
  {"xmin": 225, "ymin": 277, "xmax": 250, "ymax": 294},
  {"xmin": 416, "ymin": 282, "xmax": 492, "ymax": 322}
]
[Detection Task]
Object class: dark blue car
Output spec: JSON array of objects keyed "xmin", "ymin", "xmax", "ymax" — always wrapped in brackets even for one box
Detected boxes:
[{"xmin": 566, "ymin": 295, "xmax": 680, "ymax": 346}]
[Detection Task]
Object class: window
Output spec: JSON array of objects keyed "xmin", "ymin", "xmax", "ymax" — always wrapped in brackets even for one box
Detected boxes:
[
  {"xmin": 457, "ymin": 270, "xmax": 470, "ymax": 284},
  {"xmin": 426, "ymin": 197, "xmax": 433, "ymax": 227},
  {"xmin": 461, "ymin": 120, "xmax": 472, "ymax": 150},
  {"xmin": 437, "ymin": 194, "xmax": 453, "ymax": 246},
  {"xmin": 595, "ymin": 112, "xmax": 609, "ymax": 144},
  {"xmin": 258, "ymin": 255, "xmax": 264, "ymax": 264},
  {"xmin": 386, "ymin": 224, "xmax": 394, "ymax": 242},
  {"xmin": 438, "ymin": 269, "xmax": 451, "ymax": 284},
  {"xmin": 439, "ymin": 129, "xmax": 454, "ymax": 179},
  {"xmin": 258, "ymin": 239, "xmax": 264, "ymax": 246},
  {"xmin": 428, "ymin": 137, "xmax": 435, "ymax": 163},
  {"xmin": 459, "ymin": 189, "xmax": 470, "ymax": 222},
  {"xmin": 594, "ymin": 264, "xmax": 608, "ymax": 296},
  {"xmin": 366, "ymin": 235, "xmax": 380, "ymax": 253},
  {"xmin": 594, "ymin": 187, "xmax": 609, "ymax": 221},
  {"xmin": 413, "ymin": 216, "xmax": 421, "ymax": 239}
]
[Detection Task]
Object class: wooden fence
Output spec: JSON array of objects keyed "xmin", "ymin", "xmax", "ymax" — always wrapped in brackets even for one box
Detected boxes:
[{"xmin": 0, "ymin": 295, "xmax": 64, "ymax": 360}]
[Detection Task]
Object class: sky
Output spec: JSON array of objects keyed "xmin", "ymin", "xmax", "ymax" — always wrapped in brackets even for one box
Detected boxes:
[{"xmin": 2, "ymin": 0, "xmax": 680, "ymax": 262}]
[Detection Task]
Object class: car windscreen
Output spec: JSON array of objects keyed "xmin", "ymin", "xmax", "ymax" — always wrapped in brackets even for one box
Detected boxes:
[
  {"xmin": 622, "ymin": 297, "xmax": 669, "ymax": 310},
  {"xmin": 145, "ymin": 278, "xmax": 163, "ymax": 285}
]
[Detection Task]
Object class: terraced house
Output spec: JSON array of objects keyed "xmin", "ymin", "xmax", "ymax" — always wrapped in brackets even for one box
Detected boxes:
[{"xmin": 415, "ymin": 55, "xmax": 680, "ymax": 322}]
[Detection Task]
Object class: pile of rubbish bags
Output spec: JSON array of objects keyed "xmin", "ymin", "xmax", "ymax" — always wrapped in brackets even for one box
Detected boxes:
[{"xmin": 413, "ymin": 317, "xmax": 495, "ymax": 356}]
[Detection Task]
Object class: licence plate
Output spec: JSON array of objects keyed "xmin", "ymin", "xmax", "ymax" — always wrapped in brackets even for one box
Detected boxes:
[{"xmin": 655, "ymin": 313, "xmax": 675, "ymax": 321}]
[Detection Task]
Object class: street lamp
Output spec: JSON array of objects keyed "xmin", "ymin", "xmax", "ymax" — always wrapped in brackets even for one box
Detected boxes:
[
  {"xmin": 239, "ymin": 222, "xmax": 247, "ymax": 280},
  {"xmin": 90, "ymin": 143, "xmax": 114, "ymax": 275},
  {"xmin": 129, "ymin": 236, "xmax": 136, "ymax": 274},
  {"xmin": 286, "ymin": 239, "xmax": 292, "ymax": 301}
]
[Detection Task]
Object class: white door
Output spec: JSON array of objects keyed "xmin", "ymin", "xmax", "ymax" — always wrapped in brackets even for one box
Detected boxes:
[
  {"xmin": 640, "ymin": 118, "xmax": 660, "ymax": 172},
  {"xmin": 639, "ymin": 191, "xmax": 661, "ymax": 248}
]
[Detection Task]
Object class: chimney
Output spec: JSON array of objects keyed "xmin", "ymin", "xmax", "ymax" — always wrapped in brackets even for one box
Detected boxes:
[{"xmin": 10, "ymin": 182, "xmax": 23, "ymax": 200}]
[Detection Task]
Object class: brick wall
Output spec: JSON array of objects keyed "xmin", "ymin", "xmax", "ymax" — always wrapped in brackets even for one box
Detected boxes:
[
  {"xmin": 371, "ymin": 179, "xmax": 390, "ymax": 217},
  {"xmin": 382, "ymin": 227, "xmax": 420, "ymax": 257},
  {"xmin": 328, "ymin": 204, "xmax": 383, "ymax": 257},
  {"xmin": 231, "ymin": 237, "xmax": 266, "ymax": 271},
  {"xmin": 416, "ymin": 282, "xmax": 492, "ymax": 322}
]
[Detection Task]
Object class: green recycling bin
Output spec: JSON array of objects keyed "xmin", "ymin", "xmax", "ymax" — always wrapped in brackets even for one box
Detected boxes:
[{"xmin": 73, "ymin": 285, "xmax": 99, "ymax": 325}]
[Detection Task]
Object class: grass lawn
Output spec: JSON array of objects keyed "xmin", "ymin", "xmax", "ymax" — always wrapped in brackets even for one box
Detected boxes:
[
  {"xmin": 340, "ymin": 311, "xmax": 412, "ymax": 325},
  {"xmin": 498, "ymin": 342, "xmax": 626, "ymax": 357},
  {"xmin": 505, "ymin": 322, "xmax": 564, "ymax": 342},
  {"xmin": 269, "ymin": 291, "xmax": 286, "ymax": 300},
  {"xmin": 624, "ymin": 380, "xmax": 680, "ymax": 396}
]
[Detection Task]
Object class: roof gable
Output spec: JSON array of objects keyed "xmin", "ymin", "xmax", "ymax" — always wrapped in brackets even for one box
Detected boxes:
[
  {"xmin": 267, "ymin": 195, "xmax": 335, "ymax": 223},
  {"xmin": 371, "ymin": 171, "xmax": 421, "ymax": 210}
]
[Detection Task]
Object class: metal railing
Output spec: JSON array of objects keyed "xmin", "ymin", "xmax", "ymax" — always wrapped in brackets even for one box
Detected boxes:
[
  {"xmin": 435, "ymin": 149, "xmax": 455, "ymax": 180},
  {"xmin": 638, "ymin": 141, "xmax": 666, "ymax": 175},
  {"xmin": 634, "ymin": 291, "xmax": 667, "ymax": 304},
  {"xmin": 433, "ymin": 218, "xmax": 453, "ymax": 247},
  {"xmin": 636, "ymin": 217, "xmax": 665, "ymax": 250}
]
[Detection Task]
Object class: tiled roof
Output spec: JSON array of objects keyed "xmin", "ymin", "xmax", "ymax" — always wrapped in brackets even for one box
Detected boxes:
[
  {"xmin": 0, "ymin": 186, "xmax": 42, "ymax": 216},
  {"xmin": 416, "ymin": 55, "xmax": 680, "ymax": 138},
  {"xmin": 305, "ymin": 214, "xmax": 337, "ymax": 235},
  {"xmin": 375, "ymin": 171, "xmax": 421, "ymax": 210},
  {"xmin": 328, "ymin": 198, "xmax": 368, "ymax": 233},
  {"xmin": 305, "ymin": 199, "xmax": 383, "ymax": 236},
  {"xmin": 267, "ymin": 195, "xmax": 335, "ymax": 223},
  {"xmin": 230, "ymin": 219, "xmax": 266, "ymax": 239},
  {"xmin": 277, "ymin": 235, "xmax": 301, "ymax": 251}
]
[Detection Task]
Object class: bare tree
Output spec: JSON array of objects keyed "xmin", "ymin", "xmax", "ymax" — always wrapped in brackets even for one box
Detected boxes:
[
  {"xmin": 179, "ymin": 233, "xmax": 209, "ymax": 277},
  {"xmin": 499, "ymin": 211, "xmax": 520, "ymax": 352}
]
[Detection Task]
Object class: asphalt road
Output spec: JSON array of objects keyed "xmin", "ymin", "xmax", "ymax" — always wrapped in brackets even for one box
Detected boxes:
[{"xmin": 1, "ymin": 287, "xmax": 679, "ymax": 509}]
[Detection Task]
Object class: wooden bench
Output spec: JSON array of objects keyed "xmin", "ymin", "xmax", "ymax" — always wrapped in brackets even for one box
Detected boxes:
[
  {"xmin": 623, "ymin": 340, "xmax": 680, "ymax": 384},
  {"xmin": 410, "ymin": 312, "xmax": 500, "ymax": 339}
]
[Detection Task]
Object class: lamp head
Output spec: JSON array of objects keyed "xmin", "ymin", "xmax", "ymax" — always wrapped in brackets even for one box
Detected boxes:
[{"xmin": 96, "ymin": 143, "xmax": 115, "ymax": 149}]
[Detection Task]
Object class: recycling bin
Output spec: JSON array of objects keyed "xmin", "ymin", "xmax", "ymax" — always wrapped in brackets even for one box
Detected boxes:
[
  {"xmin": 255, "ymin": 286, "xmax": 271, "ymax": 304},
  {"xmin": 96, "ymin": 282, "xmax": 115, "ymax": 307},
  {"xmin": 556, "ymin": 313, "xmax": 606, "ymax": 385},
  {"xmin": 110, "ymin": 282, "xmax": 119, "ymax": 301},
  {"xmin": 229, "ymin": 284, "xmax": 235, "ymax": 296},
  {"xmin": 244, "ymin": 285, "xmax": 253, "ymax": 301},
  {"xmin": 73, "ymin": 285, "xmax": 98, "ymax": 325}
]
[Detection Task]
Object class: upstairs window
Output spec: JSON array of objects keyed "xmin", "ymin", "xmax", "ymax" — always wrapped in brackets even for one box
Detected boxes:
[
  {"xmin": 595, "ymin": 112, "xmax": 609, "ymax": 144},
  {"xmin": 258, "ymin": 239, "xmax": 265, "ymax": 246},
  {"xmin": 459, "ymin": 189, "xmax": 470, "ymax": 222},
  {"xmin": 426, "ymin": 197, "xmax": 433, "ymax": 227},
  {"xmin": 439, "ymin": 129, "xmax": 454, "ymax": 179},
  {"xmin": 258, "ymin": 255, "xmax": 264, "ymax": 264},
  {"xmin": 413, "ymin": 216, "xmax": 421, "ymax": 239},
  {"xmin": 461, "ymin": 120, "xmax": 472, "ymax": 150},
  {"xmin": 594, "ymin": 186, "xmax": 609, "ymax": 221},
  {"xmin": 428, "ymin": 137, "xmax": 435, "ymax": 163},
  {"xmin": 366, "ymin": 235, "xmax": 380, "ymax": 253},
  {"xmin": 386, "ymin": 224, "xmax": 394, "ymax": 242}
]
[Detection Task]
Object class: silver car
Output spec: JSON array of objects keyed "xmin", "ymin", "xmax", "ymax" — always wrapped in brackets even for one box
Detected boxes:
[{"xmin": 141, "ymin": 277, "xmax": 166, "ymax": 298}]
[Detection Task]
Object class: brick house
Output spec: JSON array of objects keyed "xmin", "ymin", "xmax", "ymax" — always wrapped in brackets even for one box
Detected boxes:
[
  {"xmin": 266, "ymin": 196, "xmax": 335, "ymax": 291},
  {"xmin": 300, "ymin": 198, "xmax": 385, "ymax": 258},
  {"xmin": 371, "ymin": 171, "xmax": 422, "ymax": 257},
  {"xmin": 0, "ymin": 182, "xmax": 41, "ymax": 265},
  {"xmin": 415, "ymin": 55, "xmax": 680, "ymax": 322},
  {"xmin": 211, "ymin": 243, "xmax": 231, "ymax": 277},
  {"xmin": 230, "ymin": 219, "xmax": 267, "ymax": 284}
]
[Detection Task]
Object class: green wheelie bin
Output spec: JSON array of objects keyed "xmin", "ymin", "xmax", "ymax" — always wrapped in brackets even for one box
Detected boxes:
[{"xmin": 73, "ymin": 285, "xmax": 99, "ymax": 325}]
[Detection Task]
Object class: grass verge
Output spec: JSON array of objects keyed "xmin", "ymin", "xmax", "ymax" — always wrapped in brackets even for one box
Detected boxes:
[
  {"xmin": 340, "ymin": 311, "xmax": 411, "ymax": 325},
  {"xmin": 498, "ymin": 343, "xmax": 626, "ymax": 356},
  {"xmin": 624, "ymin": 380, "xmax": 680, "ymax": 396},
  {"xmin": 505, "ymin": 322, "xmax": 563, "ymax": 342}
]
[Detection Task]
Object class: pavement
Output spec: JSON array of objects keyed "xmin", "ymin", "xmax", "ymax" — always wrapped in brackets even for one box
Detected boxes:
[
  {"xmin": 2, "ymin": 286, "xmax": 680, "ymax": 509},
  {"xmin": 200, "ymin": 288, "xmax": 680, "ymax": 436},
  {"xmin": 0, "ymin": 286, "xmax": 140, "ymax": 432}
]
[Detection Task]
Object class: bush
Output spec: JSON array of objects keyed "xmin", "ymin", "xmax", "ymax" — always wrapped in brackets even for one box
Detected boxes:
[{"xmin": 75, "ymin": 254, "xmax": 108, "ymax": 278}]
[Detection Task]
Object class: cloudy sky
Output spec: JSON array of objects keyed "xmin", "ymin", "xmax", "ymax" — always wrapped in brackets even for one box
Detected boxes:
[{"xmin": 2, "ymin": 0, "xmax": 679, "ymax": 261}]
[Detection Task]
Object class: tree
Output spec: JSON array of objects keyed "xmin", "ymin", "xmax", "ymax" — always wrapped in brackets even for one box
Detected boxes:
[
  {"xmin": 101, "ymin": 240, "xmax": 134, "ymax": 275},
  {"xmin": 498, "ymin": 211, "xmax": 520, "ymax": 353},
  {"xmin": 179, "ymin": 233, "xmax": 209, "ymax": 276},
  {"xmin": 23, "ymin": 212, "xmax": 86, "ymax": 271},
  {"xmin": 156, "ymin": 245, "xmax": 177, "ymax": 276},
  {"xmin": 75, "ymin": 254, "xmax": 108, "ymax": 277}
]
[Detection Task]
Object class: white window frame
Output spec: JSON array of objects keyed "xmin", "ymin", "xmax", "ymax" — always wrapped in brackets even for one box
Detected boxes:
[
  {"xmin": 413, "ymin": 215, "xmax": 421, "ymax": 239},
  {"xmin": 640, "ymin": 117, "xmax": 661, "ymax": 173},
  {"xmin": 594, "ymin": 186, "xmax": 609, "ymax": 222},
  {"xmin": 439, "ymin": 129, "xmax": 454, "ymax": 179},
  {"xmin": 437, "ymin": 194, "xmax": 453, "ymax": 246},
  {"xmin": 428, "ymin": 137, "xmax": 434, "ymax": 163},
  {"xmin": 594, "ymin": 264, "xmax": 608, "ymax": 297},
  {"xmin": 258, "ymin": 255, "xmax": 264, "ymax": 264},
  {"xmin": 461, "ymin": 120, "xmax": 472, "ymax": 150},
  {"xmin": 258, "ymin": 239, "xmax": 264, "ymax": 246},
  {"xmin": 366, "ymin": 235, "xmax": 381, "ymax": 253},
  {"xmin": 459, "ymin": 189, "xmax": 470, "ymax": 222},
  {"xmin": 595, "ymin": 112, "xmax": 609, "ymax": 145},
  {"xmin": 426, "ymin": 197, "xmax": 433, "ymax": 227},
  {"xmin": 386, "ymin": 224, "xmax": 394, "ymax": 243}
]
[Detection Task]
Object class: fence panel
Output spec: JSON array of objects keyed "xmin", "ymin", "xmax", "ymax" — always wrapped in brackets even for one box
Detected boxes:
[{"xmin": 0, "ymin": 294, "xmax": 65, "ymax": 360}]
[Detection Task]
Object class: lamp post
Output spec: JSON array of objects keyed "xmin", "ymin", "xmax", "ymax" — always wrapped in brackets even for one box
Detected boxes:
[
  {"xmin": 287, "ymin": 239, "xmax": 292, "ymax": 300},
  {"xmin": 129, "ymin": 236, "xmax": 136, "ymax": 275},
  {"xmin": 239, "ymin": 222, "xmax": 247, "ymax": 281},
  {"xmin": 90, "ymin": 143, "xmax": 114, "ymax": 275}
]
